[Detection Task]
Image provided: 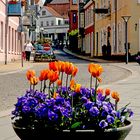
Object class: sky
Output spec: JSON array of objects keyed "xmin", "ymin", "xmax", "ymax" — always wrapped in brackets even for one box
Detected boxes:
[{"xmin": 42, "ymin": 0, "xmax": 45, "ymax": 3}]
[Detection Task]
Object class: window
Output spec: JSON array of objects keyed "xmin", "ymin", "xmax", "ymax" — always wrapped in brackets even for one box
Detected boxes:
[
  {"xmin": 58, "ymin": 20, "xmax": 61, "ymax": 25},
  {"xmin": 42, "ymin": 11, "xmax": 46, "ymax": 16},
  {"xmin": 46, "ymin": 21, "xmax": 49, "ymax": 26},
  {"xmin": 73, "ymin": 13, "xmax": 77, "ymax": 23},
  {"xmin": 72, "ymin": 0, "xmax": 77, "ymax": 4},
  {"xmin": 64, "ymin": 20, "xmax": 69, "ymax": 25},
  {"xmin": 80, "ymin": 13, "xmax": 84, "ymax": 28},
  {"xmin": 51, "ymin": 20, "xmax": 54, "ymax": 26},
  {"xmin": 41, "ymin": 21, "xmax": 43, "ymax": 26}
]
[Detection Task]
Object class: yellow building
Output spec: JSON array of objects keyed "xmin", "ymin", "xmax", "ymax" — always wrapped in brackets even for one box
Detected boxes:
[{"xmin": 95, "ymin": 0, "xmax": 140, "ymax": 57}]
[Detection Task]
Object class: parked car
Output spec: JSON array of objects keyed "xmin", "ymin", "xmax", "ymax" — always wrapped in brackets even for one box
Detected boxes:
[{"xmin": 34, "ymin": 44, "xmax": 56, "ymax": 62}]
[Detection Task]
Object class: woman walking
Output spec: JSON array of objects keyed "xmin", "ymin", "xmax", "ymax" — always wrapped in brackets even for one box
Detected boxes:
[{"xmin": 24, "ymin": 40, "xmax": 34, "ymax": 61}]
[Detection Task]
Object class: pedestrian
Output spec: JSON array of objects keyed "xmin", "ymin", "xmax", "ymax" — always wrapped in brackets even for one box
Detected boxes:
[{"xmin": 24, "ymin": 40, "xmax": 34, "ymax": 61}]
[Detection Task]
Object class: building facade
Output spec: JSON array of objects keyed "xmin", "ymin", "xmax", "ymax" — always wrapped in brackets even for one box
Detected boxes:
[
  {"xmin": 45, "ymin": 0, "xmax": 69, "ymax": 19},
  {"xmin": 83, "ymin": 0, "xmax": 94, "ymax": 56},
  {"xmin": 78, "ymin": 0, "xmax": 140, "ymax": 59},
  {"xmin": 0, "ymin": 0, "xmax": 22, "ymax": 63},
  {"xmin": 69, "ymin": 0, "xmax": 78, "ymax": 31},
  {"xmin": 95, "ymin": 0, "xmax": 140, "ymax": 56},
  {"xmin": 39, "ymin": 6, "xmax": 69, "ymax": 46}
]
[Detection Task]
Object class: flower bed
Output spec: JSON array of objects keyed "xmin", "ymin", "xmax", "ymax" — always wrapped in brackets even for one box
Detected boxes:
[{"xmin": 11, "ymin": 61, "xmax": 133, "ymax": 139}]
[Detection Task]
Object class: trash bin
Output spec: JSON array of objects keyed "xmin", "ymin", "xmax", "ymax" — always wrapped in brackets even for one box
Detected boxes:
[{"xmin": 102, "ymin": 44, "xmax": 107, "ymax": 57}]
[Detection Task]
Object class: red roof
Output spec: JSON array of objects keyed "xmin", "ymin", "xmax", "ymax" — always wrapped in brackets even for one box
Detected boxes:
[{"xmin": 44, "ymin": 6, "xmax": 63, "ymax": 18}]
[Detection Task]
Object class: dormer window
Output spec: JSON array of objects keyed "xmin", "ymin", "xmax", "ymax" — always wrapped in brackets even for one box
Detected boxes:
[{"xmin": 42, "ymin": 11, "xmax": 46, "ymax": 16}]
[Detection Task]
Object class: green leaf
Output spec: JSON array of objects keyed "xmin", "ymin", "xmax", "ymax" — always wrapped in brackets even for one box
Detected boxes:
[{"xmin": 71, "ymin": 122, "xmax": 81, "ymax": 129}]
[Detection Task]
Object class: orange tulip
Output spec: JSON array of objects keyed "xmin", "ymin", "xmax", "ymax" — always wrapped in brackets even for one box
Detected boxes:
[
  {"xmin": 53, "ymin": 92, "xmax": 59, "ymax": 99},
  {"xmin": 65, "ymin": 62, "xmax": 74, "ymax": 75},
  {"xmin": 30, "ymin": 76, "xmax": 39, "ymax": 85},
  {"xmin": 26, "ymin": 70, "xmax": 35, "ymax": 81},
  {"xmin": 74, "ymin": 83, "xmax": 81, "ymax": 93},
  {"xmin": 72, "ymin": 66, "xmax": 78, "ymax": 77},
  {"xmin": 39, "ymin": 69, "xmax": 49, "ymax": 81},
  {"xmin": 88, "ymin": 63, "xmax": 103, "ymax": 78},
  {"xmin": 61, "ymin": 61, "xmax": 65, "ymax": 72},
  {"xmin": 49, "ymin": 61, "xmax": 58, "ymax": 71},
  {"xmin": 57, "ymin": 61, "xmax": 65, "ymax": 72},
  {"xmin": 48, "ymin": 70, "xmax": 59, "ymax": 83},
  {"xmin": 105, "ymin": 88, "xmax": 111, "ymax": 96},
  {"xmin": 97, "ymin": 88, "xmax": 104, "ymax": 94},
  {"xmin": 111, "ymin": 91, "xmax": 120, "ymax": 102},
  {"xmin": 70, "ymin": 79, "xmax": 75, "ymax": 90},
  {"xmin": 57, "ymin": 79, "xmax": 62, "ymax": 86},
  {"xmin": 97, "ymin": 77, "xmax": 102, "ymax": 83}
]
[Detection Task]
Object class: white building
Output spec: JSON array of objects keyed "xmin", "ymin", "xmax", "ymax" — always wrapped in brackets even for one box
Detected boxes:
[{"xmin": 39, "ymin": 6, "xmax": 69, "ymax": 45}]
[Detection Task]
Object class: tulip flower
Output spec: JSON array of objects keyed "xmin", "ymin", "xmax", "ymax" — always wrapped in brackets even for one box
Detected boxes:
[
  {"xmin": 105, "ymin": 88, "xmax": 111, "ymax": 96},
  {"xmin": 88, "ymin": 63, "xmax": 103, "ymax": 78},
  {"xmin": 111, "ymin": 91, "xmax": 120, "ymax": 111},
  {"xmin": 47, "ymin": 70, "xmax": 59, "ymax": 84},
  {"xmin": 53, "ymin": 92, "xmax": 59, "ymax": 99},
  {"xmin": 111, "ymin": 91, "xmax": 120, "ymax": 102},
  {"xmin": 49, "ymin": 61, "xmax": 58, "ymax": 71},
  {"xmin": 72, "ymin": 66, "xmax": 78, "ymax": 77},
  {"xmin": 39, "ymin": 69, "xmax": 49, "ymax": 81},
  {"xmin": 64, "ymin": 62, "xmax": 74, "ymax": 75},
  {"xmin": 26, "ymin": 70, "xmax": 35, "ymax": 81},
  {"xmin": 30, "ymin": 76, "xmax": 39, "ymax": 85},
  {"xmin": 74, "ymin": 83, "xmax": 81, "ymax": 93},
  {"xmin": 57, "ymin": 79, "xmax": 62, "ymax": 86},
  {"xmin": 70, "ymin": 79, "xmax": 75, "ymax": 90}
]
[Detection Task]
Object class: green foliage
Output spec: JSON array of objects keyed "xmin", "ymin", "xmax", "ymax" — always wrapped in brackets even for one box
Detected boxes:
[
  {"xmin": 68, "ymin": 29, "xmax": 79, "ymax": 36},
  {"xmin": 71, "ymin": 122, "xmax": 81, "ymax": 129}
]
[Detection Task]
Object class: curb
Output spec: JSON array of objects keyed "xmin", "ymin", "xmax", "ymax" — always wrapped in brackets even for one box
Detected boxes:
[
  {"xmin": 63, "ymin": 48, "xmax": 119, "ymax": 63},
  {"xmin": 0, "ymin": 63, "xmax": 33, "ymax": 76},
  {"xmin": 63, "ymin": 48, "xmax": 134, "ymax": 86}
]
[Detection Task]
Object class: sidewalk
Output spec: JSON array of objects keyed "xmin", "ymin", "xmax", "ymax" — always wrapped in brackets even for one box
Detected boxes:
[
  {"xmin": 0, "ymin": 50, "xmax": 140, "ymax": 139},
  {"xmin": 0, "ymin": 60, "xmax": 33, "ymax": 75}
]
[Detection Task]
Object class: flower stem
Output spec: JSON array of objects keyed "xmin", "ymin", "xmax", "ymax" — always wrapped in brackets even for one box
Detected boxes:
[
  {"xmin": 33, "ymin": 85, "xmax": 35, "ymax": 91},
  {"xmin": 90, "ymin": 75, "xmax": 92, "ymax": 94},
  {"xmin": 72, "ymin": 93, "xmax": 73, "ymax": 109},
  {"xmin": 40, "ymin": 81, "xmax": 42, "ymax": 92},
  {"xmin": 43, "ymin": 80, "xmax": 46, "ymax": 93},
  {"xmin": 61, "ymin": 72, "xmax": 63, "ymax": 88},
  {"xmin": 30, "ymin": 84, "xmax": 32, "ymax": 90},
  {"xmin": 66, "ymin": 74, "xmax": 69, "ymax": 90},
  {"xmin": 115, "ymin": 100, "xmax": 118, "ymax": 111},
  {"xmin": 48, "ymin": 82, "xmax": 51, "ymax": 98},
  {"xmin": 93, "ymin": 78, "xmax": 98, "ymax": 103}
]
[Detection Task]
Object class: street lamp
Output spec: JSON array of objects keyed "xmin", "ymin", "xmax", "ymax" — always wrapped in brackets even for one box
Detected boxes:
[{"xmin": 121, "ymin": 16, "xmax": 131, "ymax": 64}]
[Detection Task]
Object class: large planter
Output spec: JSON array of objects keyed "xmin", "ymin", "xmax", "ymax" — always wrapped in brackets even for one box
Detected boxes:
[{"xmin": 12, "ymin": 120, "xmax": 132, "ymax": 140}]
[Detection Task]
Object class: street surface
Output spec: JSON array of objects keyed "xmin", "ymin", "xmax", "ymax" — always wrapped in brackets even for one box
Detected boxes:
[
  {"xmin": 0, "ymin": 49, "xmax": 131, "ymax": 112},
  {"xmin": 0, "ymin": 49, "xmax": 134, "ymax": 140}
]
